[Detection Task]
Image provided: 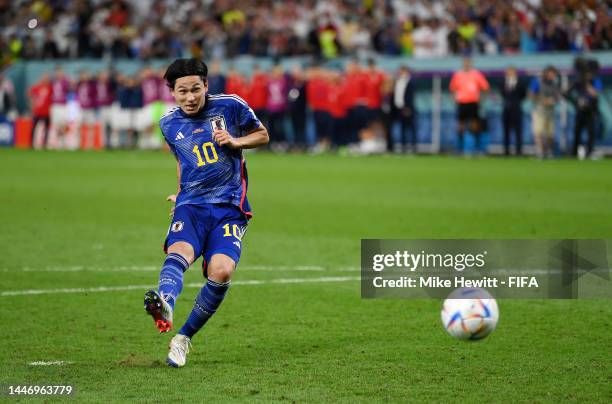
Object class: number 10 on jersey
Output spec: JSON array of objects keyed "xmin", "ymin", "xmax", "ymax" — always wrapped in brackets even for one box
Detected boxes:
[{"xmin": 192, "ymin": 142, "xmax": 219, "ymax": 166}]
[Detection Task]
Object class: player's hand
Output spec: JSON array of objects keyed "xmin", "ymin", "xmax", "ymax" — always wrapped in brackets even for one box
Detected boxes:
[
  {"xmin": 167, "ymin": 194, "xmax": 176, "ymax": 216},
  {"xmin": 213, "ymin": 129, "xmax": 242, "ymax": 149}
]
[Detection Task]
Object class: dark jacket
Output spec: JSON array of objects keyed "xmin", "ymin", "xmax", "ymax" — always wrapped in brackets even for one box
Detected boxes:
[
  {"xmin": 390, "ymin": 76, "xmax": 415, "ymax": 114},
  {"xmin": 499, "ymin": 77, "xmax": 527, "ymax": 111}
]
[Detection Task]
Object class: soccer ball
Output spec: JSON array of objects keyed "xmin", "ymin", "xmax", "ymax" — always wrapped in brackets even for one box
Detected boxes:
[{"xmin": 441, "ymin": 288, "xmax": 499, "ymax": 340}]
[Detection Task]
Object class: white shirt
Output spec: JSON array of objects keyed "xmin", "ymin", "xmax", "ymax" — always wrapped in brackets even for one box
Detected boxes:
[{"xmin": 394, "ymin": 75, "xmax": 410, "ymax": 108}]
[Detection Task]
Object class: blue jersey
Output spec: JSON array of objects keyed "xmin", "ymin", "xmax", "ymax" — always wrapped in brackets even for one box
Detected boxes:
[{"xmin": 160, "ymin": 94, "xmax": 261, "ymax": 218}]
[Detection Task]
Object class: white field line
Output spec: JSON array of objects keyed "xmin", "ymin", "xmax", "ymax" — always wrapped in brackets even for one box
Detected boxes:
[
  {"xmin": 29, "ymin": 361, "xmax": 74, "ymax": 366},
  {"xmin": 0, "ymin": 265, "xmax": 360, "ymax": 273},
  {"xmin": 1, "ymin": 276, "xmax": 361, "ymax": 297}
]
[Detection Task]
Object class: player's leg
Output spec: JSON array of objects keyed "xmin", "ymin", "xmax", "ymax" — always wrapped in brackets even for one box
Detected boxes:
[
  {"xmin": 168, "ymin": 205, "xmax": 246, "ymax": 367},
  {"xmin": 456, "ymin": 104, "xmax": 466, "ymax": 154},
  {"xmin": 145, "ymin": 205, "xmax": 202, "ymax": 333},
  {"xmin": 157, "ymin": 241, "xmax": 194, "ymax": 307},
  {"xmin": 585, "ymin": 113, "xmax": 596, "ymax": 158},
  {"xmin": 515, "ymin": 110, "xmax": 523, "ymax": 156},
  {"xmin": 532, "ymin": 112, "xmax": 543, "ymax": 158},
  {"xmin": 572, "ymin": 112, "xmax": 584, "ymax": 157},
  {"xmin": 167, "ymin": 255, "xmax": 235, "ymax": 368},
  {"xmin": 545, "ymin": 115, "xmax": 554, "ymax": 158},
  {"xmin": 176, "ymin": 252, "xmax": 236, "ymax": 336}
]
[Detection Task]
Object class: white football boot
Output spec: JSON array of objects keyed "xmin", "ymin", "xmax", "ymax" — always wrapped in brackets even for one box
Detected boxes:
[{"xmin": 167, "ymin": 334, "xmax": 192, "ymax": 368}]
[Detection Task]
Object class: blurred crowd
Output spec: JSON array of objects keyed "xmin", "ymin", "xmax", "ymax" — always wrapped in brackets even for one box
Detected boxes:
[
  {"xmin": 4, "ymin": 56, "xmax": 602, "ymax": 158},
  {"xmin": 1, "ymin": 0, "xmax": 611, "ymax": 65}
]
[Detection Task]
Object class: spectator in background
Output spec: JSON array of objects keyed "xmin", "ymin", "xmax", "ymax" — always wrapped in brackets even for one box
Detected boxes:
[
  {"xmin": 306, "ymin": 65, "xmax": 332, "ymax": 152},
  {"xmin": 343, "ymin": 60, "xmax": 367, "ymax": 145},
  {"xmin": 248, "ymin": 64, "xmax": 269, "ymax": 129},
  {"xmin": 363, "ymin": 58, "xmax": 387, "ymax": 132},
  {"xmin": 139, "ymin": 66, "xmax": 160, "ymax": 148},
  {"xmin": 266, "ymin": 64, "xmax": 289, "ymax": 150},
  {"xmin": 113, "ymin": 75, "xmax": 142, "ymax": 148},
  {"xmin": 412, "ymin": 18, "xmax": 448, "ymax": 58},
  {"xmin": 327, "ymin": 70, "xmax": 349, "ymax": 149},
  {"xmin": 20, "ymin": 36, "xmax": 39, "ymax": 60},
  {"xmin": 76, "ymin": 70, "xmax": 97, "ymax": 148},
  {"xmin": 520, "ymin": 21, "xmax": 538, "ymax": 54},
  {"xmin": 41, "ymin": 30, "xmax": 60, "ymax": 59},
  {"xmin": 499, "ymin": 66, "xmax": 527, "ymax": 156},
  {"xmin": 529, "ymin": 66, "xmax": 561, "ymax": 159},
  {"xmin": 390, "ymin": 65, "xmax": 416, "ymax": 153},
  {"xmin": 207, "ymin": 60, "xmax": 226, "ymax": 95},
  {"xmin": 565, "ymin": 70, "xmax": 603, "ymax": 159},
  {"xmin": 2, "ymin": 0, "xmax": 612, "ymax": 61},
  {"xmin": 110, "ymin": 74, "xmax": 126, "ymax": 148},
  {"xmin": 225, "ymin": 66, "xmax": 248, "ymax": 100},
  {"xmin": 50, "ymin": 66, "xmax": 71, "ymax": 148},
  {"xmin": 158, "ymin": 67, "xmax": 176, "ymax": 114},
  {"xmin": 0, "ymin": 69, "xmax": 17, "ymax": 122},
  {"xmin": 28, "ymin": 73, "xmax": 52, "ymax": 149},
  {"xmin": 96, "ymin": 70, "xmax": 114, "ymax": 149},
  {"xmin": 317, "ymin": 16, "xmax": 342, "ymax": 60},
  {"xmin": 287, "ymin": 65, "xmax": 307, "ymax": 151},
  {"xmin": 411, "ymin": 18, "xmax": 437, "ymax": 58},
  {"xmin": 449, "ymin": 57, "xmax": 489, "ymax": 154}
]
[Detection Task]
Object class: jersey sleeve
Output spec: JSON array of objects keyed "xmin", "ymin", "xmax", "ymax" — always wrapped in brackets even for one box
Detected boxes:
[
  {"xmin": 234, "ymin": 98, "xmax": 261, "ymax": 135},
  {"xmin": 159, "ymin": 116, "xmax": 179, "ymax": 159}
]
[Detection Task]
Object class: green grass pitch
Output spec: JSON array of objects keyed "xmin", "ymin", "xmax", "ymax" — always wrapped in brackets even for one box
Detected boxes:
[{"xmin": 1, "ymin": 149, "xmax": 611, "ymax": 402}]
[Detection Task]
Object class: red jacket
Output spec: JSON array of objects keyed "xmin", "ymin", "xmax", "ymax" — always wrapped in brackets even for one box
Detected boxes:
[
  {"xmin": 364, "ymin": 70, "xmax": 386, "ymax": 109},
  {"xmin": 306, "ymin": 76, "xmax": 329, "ymax": 112},
  {"xmin": 226, "ymin": 74, "xmax": 248, "ymax": 100},
  {"xmin": 327, "ymin": 80, "xmax": 348, "ymax": 118},
  {"xmin": 248, "ymin": 72, "xmax": 269, "ymax": 110},
  {"xmin": 29, "ymin": 82, "xmax": 52, "ymax": 117},
  {"xmin": 343, "ymin": 71, "xmax": 367, "ymax": 108}
]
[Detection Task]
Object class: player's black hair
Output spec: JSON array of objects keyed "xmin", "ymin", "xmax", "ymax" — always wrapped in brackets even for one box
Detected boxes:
[{"xmin": 164, "ymin": 58, "xmax": 208, "ymax": 89}]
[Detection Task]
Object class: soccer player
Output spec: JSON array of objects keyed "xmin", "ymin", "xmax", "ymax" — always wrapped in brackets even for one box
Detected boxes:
[{"xmin": 144, "ymin": 58, "xmax": 269, "ymax": 368}]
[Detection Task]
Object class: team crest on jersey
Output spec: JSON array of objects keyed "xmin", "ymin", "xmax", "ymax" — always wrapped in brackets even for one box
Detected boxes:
[
  {"xmin": 171, "ymin": 221, "xmax": 184, "ymax": 232},
  {"xmin": 209, "ymin": 115, "xmax": 227, "ymax": 132}
]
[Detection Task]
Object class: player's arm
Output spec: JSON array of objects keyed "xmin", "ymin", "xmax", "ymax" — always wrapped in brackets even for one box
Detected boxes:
[
  {"xmin": 479, "ymin": 72, "xmax": 490, "ymax": 92},
  {"xmin": 212, "ymin": 124, "xmax": 269, "ymax": 149}
]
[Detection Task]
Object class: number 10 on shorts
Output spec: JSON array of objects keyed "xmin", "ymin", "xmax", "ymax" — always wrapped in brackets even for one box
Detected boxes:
[{"xmin": 223, "ymin": 224, "xmax": 244, "ymax": 240}]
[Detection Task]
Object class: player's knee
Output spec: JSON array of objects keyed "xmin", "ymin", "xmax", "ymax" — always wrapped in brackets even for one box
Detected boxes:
[
  {"xmin": 207, "ymin": 254, "xmax": 236, "ymax": 282},
  {"xmin": 167, "ymin": 241, "xmax": 195, "ymax": 265}
]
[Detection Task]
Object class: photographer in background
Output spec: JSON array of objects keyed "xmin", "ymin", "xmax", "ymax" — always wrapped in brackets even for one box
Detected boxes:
[
  {"xmin": 565, "ymin": 58, "xmax": 603, "ymax": 159},
  {"xmin": 529, "ymin": 66, "xmax": 561, "ymax": 159}
]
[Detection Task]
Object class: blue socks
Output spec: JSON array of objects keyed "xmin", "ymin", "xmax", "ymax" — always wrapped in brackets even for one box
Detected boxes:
[
  {"xmin": 159, "ymin": 253, "xmax": 231, "ymax": 338},
  {"xmin": 179, "ymin": 279, "xmax": 231, "ymax": 338},
  {"xmin": 158, "ymin": 253, "xmax": 189, "ymax": 310}
]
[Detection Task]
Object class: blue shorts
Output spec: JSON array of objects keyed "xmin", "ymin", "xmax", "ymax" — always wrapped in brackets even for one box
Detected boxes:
[{"xmin": 164, "ymin": 203, "xmax": 248, "ymax": 273}]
